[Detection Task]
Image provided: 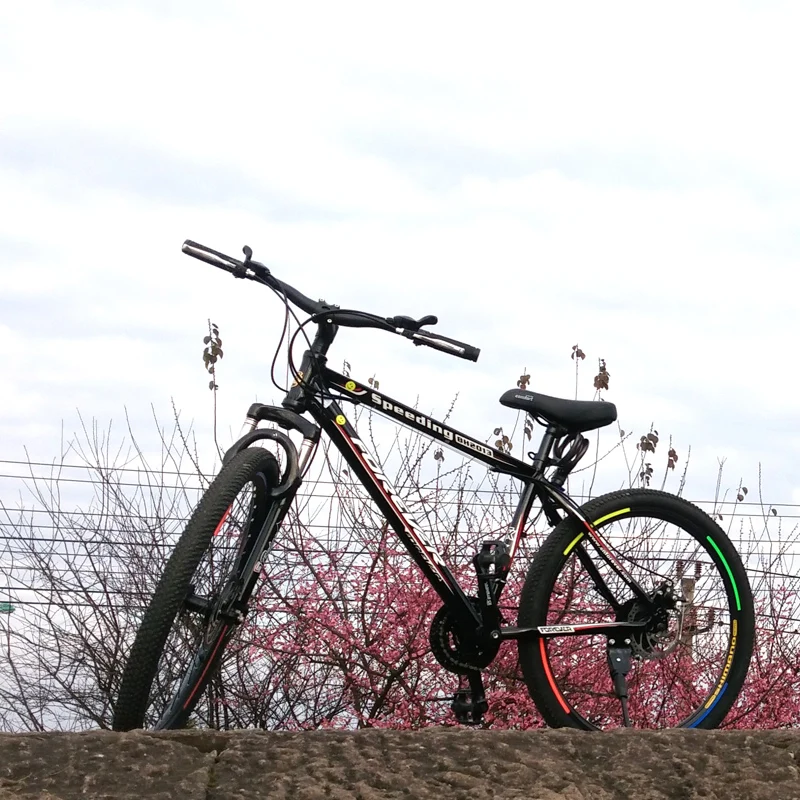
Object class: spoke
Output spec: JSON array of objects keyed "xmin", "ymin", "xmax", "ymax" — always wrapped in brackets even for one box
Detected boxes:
[
  {"xmin": 576, "ymin": 544, "xmax": 622, "ymax": 612},
  {"xmin": 543, "ymin": 510, "xmax": 735, "ymax": 728}
]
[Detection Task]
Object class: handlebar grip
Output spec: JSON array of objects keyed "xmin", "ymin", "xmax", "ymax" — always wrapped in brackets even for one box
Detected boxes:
[
  {"xmin": 411, "ymin": 331, "xmax": 481, "ymax": 362},
  {"xmin": 182, "ymin": 240, "xmax": 241, "ymax": 274},
  {"xmin": 461, "ymin": 343, "xmax": 481, "ymax": 362}
]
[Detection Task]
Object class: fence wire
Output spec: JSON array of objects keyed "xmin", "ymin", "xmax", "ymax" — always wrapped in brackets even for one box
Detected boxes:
[{"xmin": 2, "ymin": 455, "xmax": 799, "ymax": 732}]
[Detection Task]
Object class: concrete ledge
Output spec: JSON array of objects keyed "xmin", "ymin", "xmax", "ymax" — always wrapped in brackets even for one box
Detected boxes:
[{"xmin": 1, "ymin": 728, "xmax": 797, "ymax": 799}]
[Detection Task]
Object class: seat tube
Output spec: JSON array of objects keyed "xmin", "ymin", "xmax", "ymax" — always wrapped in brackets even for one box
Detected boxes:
[
  {"xmin": 531, "ymin": 424, "xmax": 560, "ymax": 475},
  {"xmin": 507, "ymin": 481, "xmax": 536, "ymax": 563}
]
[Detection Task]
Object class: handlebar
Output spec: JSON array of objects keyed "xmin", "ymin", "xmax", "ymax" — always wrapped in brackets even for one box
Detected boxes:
[
  {"xmin": 182, "ymin": 240, "xmax": 328, "ymax": 317},
  {"xmin": 181, "ymin": 239, "xmax": 481, "ymax": 362}
]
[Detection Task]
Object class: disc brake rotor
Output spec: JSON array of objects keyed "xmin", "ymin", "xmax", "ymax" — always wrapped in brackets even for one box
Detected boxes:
[{"xmin": 617, "ymin": 585, "xmax": 680, "ymax": 660}]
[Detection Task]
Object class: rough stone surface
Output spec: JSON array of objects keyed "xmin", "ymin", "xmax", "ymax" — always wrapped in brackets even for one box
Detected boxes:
[
  {"xmin": 0, "ymin": 728, "xmax": 798, "ymax": 799},
  {"xmin": 0, "ymin": 731, "xmax": 215, "ymax": 800}
]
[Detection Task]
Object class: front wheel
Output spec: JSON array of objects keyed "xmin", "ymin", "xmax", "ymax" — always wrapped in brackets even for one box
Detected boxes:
[
  {"xmin": 517, "ymin": 489, "xmax": 754, "ymax": 730},
  {"xmin": 112, "ymin": 447, "xmax": 280, "ymax": 731}
]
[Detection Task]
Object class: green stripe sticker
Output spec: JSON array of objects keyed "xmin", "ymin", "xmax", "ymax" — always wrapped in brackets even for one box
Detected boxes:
[{"xmin": 706, "ymin": 536, "xmax": 742, "ymax": 611}]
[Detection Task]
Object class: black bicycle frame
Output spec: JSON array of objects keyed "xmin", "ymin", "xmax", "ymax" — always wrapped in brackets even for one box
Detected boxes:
[{"xmin": 224, "ymin": 323, "xmax": 651, "ymax": 644}]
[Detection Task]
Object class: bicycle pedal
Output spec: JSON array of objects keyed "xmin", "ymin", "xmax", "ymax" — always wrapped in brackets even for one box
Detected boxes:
[{"xmin": 450, "ymin": 689, "xmax": 488, "ymax": 725}]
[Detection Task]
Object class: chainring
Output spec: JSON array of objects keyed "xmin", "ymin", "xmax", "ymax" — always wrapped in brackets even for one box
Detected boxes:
[{"xmin": 429, "ymin": 599, "xmax": 500, "ymax": 675}]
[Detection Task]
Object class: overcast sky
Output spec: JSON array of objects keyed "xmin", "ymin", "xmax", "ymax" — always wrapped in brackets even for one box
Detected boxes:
[{"xmin": 2, "ymin": 0, "xmax": 800, "ymax": 514}]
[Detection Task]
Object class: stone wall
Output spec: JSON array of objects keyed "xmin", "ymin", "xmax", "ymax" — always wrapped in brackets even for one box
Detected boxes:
[{"xmin": 1, "ymin": 728, "xmax": 797, "ymax": 799}]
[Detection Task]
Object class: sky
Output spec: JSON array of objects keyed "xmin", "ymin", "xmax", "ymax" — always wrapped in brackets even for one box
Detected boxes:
[{"xmin": 2, "ymin": 0, "xmax": 800, "ymax": 519}]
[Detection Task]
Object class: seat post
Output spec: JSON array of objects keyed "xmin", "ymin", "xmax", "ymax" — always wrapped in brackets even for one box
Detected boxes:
[{"xmin": 531, "ymin": 424, "xmax": 562, "ymax": 477}]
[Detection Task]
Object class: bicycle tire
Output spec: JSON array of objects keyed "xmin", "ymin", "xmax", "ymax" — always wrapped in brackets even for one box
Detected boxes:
[
  {"xmin": 112, "ymin": 447, "xmax": 280, "ymax": 731},
  {"xmin": 517, "ymin": 488, "xmax": 754, "ymax": 730}
]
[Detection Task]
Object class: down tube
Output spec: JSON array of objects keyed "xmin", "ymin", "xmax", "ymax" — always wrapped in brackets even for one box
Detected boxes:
[{"xmin": 314, "ymin": 401, "xmax": 475, "ymax": 609}]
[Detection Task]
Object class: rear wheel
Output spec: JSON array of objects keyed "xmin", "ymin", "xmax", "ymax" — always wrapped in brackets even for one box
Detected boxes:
[
  {"xmin": 112, "ymin": 447, "xmax": 280, "ymax": 731},
  {"xmin": 518, "ymin": 489, "xmax": 754, "ymax": 730}
]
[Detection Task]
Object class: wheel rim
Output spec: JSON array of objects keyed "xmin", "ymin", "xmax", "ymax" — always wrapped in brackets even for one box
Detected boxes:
[{"xmin": 540, "ymin": 509, "xmax": 741, "ymax": 729}]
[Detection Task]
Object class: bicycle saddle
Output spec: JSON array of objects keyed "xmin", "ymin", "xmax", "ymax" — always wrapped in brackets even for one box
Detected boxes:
[{"xmin": 500, "ymin": 389, "xmax": 617, "ymax": 433}]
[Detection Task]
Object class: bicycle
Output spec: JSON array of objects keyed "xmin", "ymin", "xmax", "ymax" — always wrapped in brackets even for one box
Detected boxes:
[{"xmin": 112, "ymin": 239, "xmax": 754, "ymax": 732}]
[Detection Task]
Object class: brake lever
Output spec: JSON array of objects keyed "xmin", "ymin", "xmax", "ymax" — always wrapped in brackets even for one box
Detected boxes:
[
  {"xmin": 234, "ymin": 245, "xmax": 272, "ymax": 281},
  {"xmin": 231, "ymin": 245, "xmax": 253, "ymax": 279},
  {"xmin": 387, "ymin": 314, "xmax": 438, "ymax": 331}
]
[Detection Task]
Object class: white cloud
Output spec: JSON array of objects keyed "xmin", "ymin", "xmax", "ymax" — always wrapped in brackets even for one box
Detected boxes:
[{"xmin": 2, "ymin": 0, "xmax": 800, "ymax": 515}]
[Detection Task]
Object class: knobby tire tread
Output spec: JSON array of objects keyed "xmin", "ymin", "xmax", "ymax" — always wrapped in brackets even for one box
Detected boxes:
[{"xmin": 112, "ymin": 447, "xmax": 278, "ymax": 731}]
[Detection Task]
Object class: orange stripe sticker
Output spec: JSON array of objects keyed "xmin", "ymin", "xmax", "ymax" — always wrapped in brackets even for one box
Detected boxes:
[
  {"xmin": 539, "ymin": 638, "xmax": 570, "ymax": 714},
  {"xmin": 213, "ymin": 506, "xmax": 232, "ymax": 537}
]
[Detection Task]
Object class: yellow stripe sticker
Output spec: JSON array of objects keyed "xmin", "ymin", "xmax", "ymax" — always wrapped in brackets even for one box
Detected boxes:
[
  {"xmin": 563, "ymin": 534, "xmax": 584, "ymax": 556},
  {"xmin": 592, "ymin": 508, "xmax": 631, "ymax": 527},
  {"xmin": 704, "ymin": 618, "xmax": 738, "ymax": 708},
  {"xmin": 563, "ymin": 508, "xmax": 631, "ymax": 556}
]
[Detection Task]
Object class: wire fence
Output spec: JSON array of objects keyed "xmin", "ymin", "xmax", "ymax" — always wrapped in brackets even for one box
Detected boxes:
[
  {"xmin": 2, "ymin": 454, "xmax": 800, "ymax": 732},
  {"xmin": 2, "ymin": 457, "xmax": 800, "ymax": 609}
]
